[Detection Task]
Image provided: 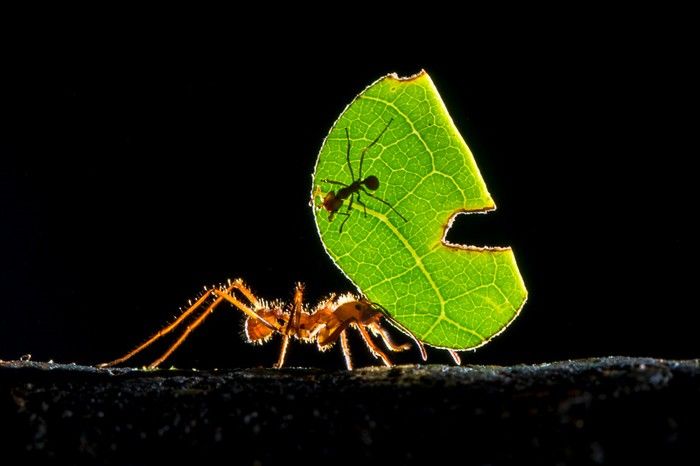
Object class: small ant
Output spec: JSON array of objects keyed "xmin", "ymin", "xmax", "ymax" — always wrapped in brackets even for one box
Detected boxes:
[
  {"xmin": 99, "ymin": 279, "xmax": 431, "ymax": 370},
  {"xmin": 320, "ymin": 118, "xmax": 408, "ymax": 233}
]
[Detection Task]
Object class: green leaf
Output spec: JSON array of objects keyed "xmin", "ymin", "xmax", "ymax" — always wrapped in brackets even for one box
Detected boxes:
[{"xmin": 311, "ymin": 71, "xmax": 527, "ymax": 350}]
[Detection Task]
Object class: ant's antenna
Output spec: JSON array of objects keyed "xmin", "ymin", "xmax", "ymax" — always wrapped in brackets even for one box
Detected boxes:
[{"xmin": 359, "ymin": 118, "xmax": 393, "ymax": 181}]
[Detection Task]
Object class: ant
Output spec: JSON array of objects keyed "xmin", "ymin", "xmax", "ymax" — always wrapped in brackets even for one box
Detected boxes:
[
  {"xmin": 320, "ymin": 118, "xmax": 408, "ymax": 233},
  {"xmin": 99, "ymin": 279, "xmax": 430, "ymax": 370}
]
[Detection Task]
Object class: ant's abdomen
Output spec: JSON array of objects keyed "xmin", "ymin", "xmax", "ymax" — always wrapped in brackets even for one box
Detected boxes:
[
  {"xmin": 244, "ymin": 310, "xmax": 278, "ymax": 343},
  {"xmin": 363, "ymin": 175, "xmax": 379, "ymax": 190}
]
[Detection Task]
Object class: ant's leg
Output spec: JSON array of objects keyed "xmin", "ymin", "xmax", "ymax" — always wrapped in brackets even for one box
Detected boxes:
[
  {"xmin": 344, "ymin": 127, "xmax": 355, "ymax": 181},
  {"xmin": 338, "ymin": 212, "xmax": 351, "ymax": 233},
  {"xmin": 275, "ymin": 282, "xmax": 304, "ymax": 368},
  {"xmin": 361, "ymin": 188, "xmax": 408, "ymax": 223},
  {"xmin": 153, "ymin": 280, "xmax": 283, "ymax": 367},
  {"xmin": 355, "ymin": 195, "xmax": 368, "ymax": 217},
  {"xmin": 276, "ymin": 335, "xmax": 290, "ymax": 369},
  {"xmin": 367, "ymin": 322, "xmax": 411, "ymax": 352},
  {"xmin": 346, "ymin": 191, "xmax": 355, "ymax": 213},
  {"xmin": 228, "ymin": 278, "xmax": 261, "ymax": 308},
  {"xmin": 213, "ymin": 289, "xmax": 280, "ymax": 333},
  {"xmin": 358, "ymin": 118, "xmax": 393, "ymax": 180},
  {"xmin": 285, "ymin": 282, "xmax": 304, "ymax": 335},
  {"xmin": 415, "ymin": 340, "xmax": 428, "ymax": 361},
  {"xmin": 98, "ymin": 288, "xmax": 217, "ymax": 367},
  {"xmin": 448, "ymin": 350, "xmax": 461, "ymax": 365},
  {"xmin": 354, "ymin": 323, "xmax": 392, "ymax": 367},
  {"xmin": 315, "ymin": 314, "xmax": 353, "ymax": 348},
  {"xmin": 381, "ymin": 318, "xmax": 428, "ymax": 361},
  {"xmin": 147, "ymin": 291, "xmax": 232, "ymax": 368},
  {"xmin": 340, "ymin": 331, "xmax": 353, "ymax": 370},
  {"xmin": 343, "ymin": 192, "xmax": 357, "ymax": 224},
  {"xmin": 321, "ymin": 179, "xmax": 349, "ymax": 187}
]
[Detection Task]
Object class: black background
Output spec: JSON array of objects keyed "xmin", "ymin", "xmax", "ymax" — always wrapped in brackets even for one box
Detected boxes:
[{"xmin": 1, "ymin": 24, "xmax": 697, "ymax": 369}]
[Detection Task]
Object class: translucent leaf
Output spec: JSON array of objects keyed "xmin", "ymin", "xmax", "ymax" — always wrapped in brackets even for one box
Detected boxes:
[{"xmin": 312, "ymin": 71, "xmax": 527, "ymax": 349}]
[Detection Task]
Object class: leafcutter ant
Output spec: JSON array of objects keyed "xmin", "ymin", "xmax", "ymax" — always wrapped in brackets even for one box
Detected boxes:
[
  {"xmin": 99, "ymin": 279, "xmax": 429, "ymax": 370},
  {"xmin": 319, "ymin": 119, "xmax": 408, "ymax": 233}
]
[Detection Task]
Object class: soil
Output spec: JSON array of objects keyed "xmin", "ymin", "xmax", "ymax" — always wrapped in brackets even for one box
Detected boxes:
[{"xmin": 1, "ymin": 357, "xmax": 698, "ymax": 465}]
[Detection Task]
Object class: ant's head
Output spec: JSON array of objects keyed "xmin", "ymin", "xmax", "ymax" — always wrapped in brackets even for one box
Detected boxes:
[
  {"xmin": 364, "ymin": 175, "xmax": 379, "ymax": 190},
  {"xmin": 323, "ymin": 192, "xmax": 343, "ymax": 212}
]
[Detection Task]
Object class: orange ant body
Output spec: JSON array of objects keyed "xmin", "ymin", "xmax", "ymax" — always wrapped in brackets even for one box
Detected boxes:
[
  {"xmin": 320, "ymin": 119, "xmax": 407, "ymax": 233},
  {"xmin": 100, "ymin": 279, "xmax": 428, "ymax": 370}
]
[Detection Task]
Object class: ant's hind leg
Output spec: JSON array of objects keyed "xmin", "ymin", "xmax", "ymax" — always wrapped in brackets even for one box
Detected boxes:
[
  {"xmin": 146, "ymin": 291, "xmax": 232, "ymax": 368},
  {"xmin": 213, "ymin": 285, "xmax": 280, "ymax": 333},
  {"xmin": 228, "ymin": 279, "xmax": 261, "ymax": 308},
  {"xmin": 148, "ymin": 279, "xmax": 273, "ymax": 368},
  {"xmin": 98, "ymin": 287, "xmax": 217, "ymax": 368}
]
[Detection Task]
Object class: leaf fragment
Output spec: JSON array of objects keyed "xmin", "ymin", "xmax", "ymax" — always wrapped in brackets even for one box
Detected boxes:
[{"xmin": 312, "ymin": 71, "xmax": 527, "ymax": 349}]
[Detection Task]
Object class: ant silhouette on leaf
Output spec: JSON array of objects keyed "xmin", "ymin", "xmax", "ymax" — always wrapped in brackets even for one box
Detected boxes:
[{"xmin": 319, "ymin": 118, "xmax": 408, "ymax": 233}]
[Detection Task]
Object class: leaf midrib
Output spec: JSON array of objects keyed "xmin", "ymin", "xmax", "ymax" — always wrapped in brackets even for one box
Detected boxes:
[{"xmin": 340, "ymin": 203, "xmax": 486, "ymax": 343}]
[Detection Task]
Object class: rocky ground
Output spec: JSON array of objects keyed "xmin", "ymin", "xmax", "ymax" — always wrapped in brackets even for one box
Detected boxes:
[{"xmin": 1, "ymin": 357, "xmax": 698, "ymax": 465}]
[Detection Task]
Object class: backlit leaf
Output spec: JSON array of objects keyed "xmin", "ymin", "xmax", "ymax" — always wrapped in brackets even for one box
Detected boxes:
[{"xmin": 312, "ymin": 71, "xmax": 527, "ymax": 349}]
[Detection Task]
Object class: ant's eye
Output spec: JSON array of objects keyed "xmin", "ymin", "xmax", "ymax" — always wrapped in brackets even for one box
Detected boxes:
[{"xmin": 355, "ymin": 303, "xmax": 362, "ymax": 310}]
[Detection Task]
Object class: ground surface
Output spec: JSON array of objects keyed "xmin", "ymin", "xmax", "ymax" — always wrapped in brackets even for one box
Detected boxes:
[{"xmin": 1, "ymin": 357, "xmax": 698, "ymax": 465}]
